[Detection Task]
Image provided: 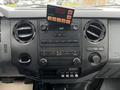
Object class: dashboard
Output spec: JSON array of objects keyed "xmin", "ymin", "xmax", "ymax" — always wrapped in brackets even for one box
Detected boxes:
[{"xmin": 0, "ymin": 6, "xmax": 120, "ymax": 83}]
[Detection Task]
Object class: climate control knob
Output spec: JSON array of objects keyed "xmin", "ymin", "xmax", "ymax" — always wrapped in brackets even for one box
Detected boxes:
[
  {"xmin": 73, "ymin": 58, "xmax": 81, "ymax": 65},
  {"xmin": 40, "ymin": 58, "xmax": 48, "ymax": 65},
  {"xmin": 89, "ymin": 52, "xmax": 101, "ymax": 65},
  {"xmin": 40, "ymin": 25, "xmax": 48, "ymax": 31}
]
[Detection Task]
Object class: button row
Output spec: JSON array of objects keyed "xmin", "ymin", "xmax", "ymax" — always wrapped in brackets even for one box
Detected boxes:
[
  {"xmin": 41, "ymin": 40, "xmax": 79, "ymax": 44},
  {"xmin": 40, "ymin": 51, "xmax": 80, "ymax": 57},
  {"xmin": 61, "ymin": 72, "xmax": 79, "ymax": 78}
]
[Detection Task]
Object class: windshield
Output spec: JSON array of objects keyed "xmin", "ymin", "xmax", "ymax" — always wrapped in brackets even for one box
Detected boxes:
[{"xmin": 1, "ymin": 0, "xmax": 120, "ymax": 8}]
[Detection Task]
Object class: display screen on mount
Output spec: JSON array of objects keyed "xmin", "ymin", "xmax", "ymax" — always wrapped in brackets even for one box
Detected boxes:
[{"xmin": 47, "ymin": 5, "xmax": 74, "ymax": 25}]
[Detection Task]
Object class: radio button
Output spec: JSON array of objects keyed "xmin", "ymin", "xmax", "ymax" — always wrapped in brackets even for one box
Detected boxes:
[
  {"xmin": 66, "ymin": 74, "xmax": 69, "ymax": 78},
  {"xmin": 66, "ymin": 72, "xmax": 69, "ymax": 78},
  {"xmin": 72, "ymin": 51, "xmax": 79, "ymax": 56},
  {"xmin": 70, "ymin": 72, "xmax": 74, "ymax": 78},
  {"xmin": 61, "ymin": 74, "xmax": 65, "ymax": 78},
  {"xmin": 60, "ymin": 40, "xmax": 65, "ymax": 43},
  {"xmin": 40, "ymin": 51, "xmax": 47, "ymax": 56},
  {"xmin": 70, "ymin": 74, "xmax": 74, "ymax": 78},
  {"xmin": 75, "ymin": 73, "xmax": 79, "ymax": 78}
]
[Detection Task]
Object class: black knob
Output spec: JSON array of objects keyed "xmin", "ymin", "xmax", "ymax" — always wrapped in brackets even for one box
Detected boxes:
[
  {"xmin": 89, "ymin": 52, "xmax": 101, "ymax": 65},
  {"xmin": 18, "ymin": 53, "xmax": 31, "ymax": 64},
  {"xmin": 40, "ymin": 58, "xmax": 47, "ymax": 65},
  {"xmin": 73, "ymin": 58, "xmax": 81, "ymax": 65},
  {"xmin": 41, "ymin": 25, "xmax": 48, "ymax": 31},
  {"xmin": 72, "ymin": 25, "xmax": 79, "ymax": 31}
]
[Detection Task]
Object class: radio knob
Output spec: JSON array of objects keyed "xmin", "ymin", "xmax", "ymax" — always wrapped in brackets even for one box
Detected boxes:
[
  {"xmin": 41, "ymin": 25, "xmax": 48, "ymax": 31},
  {"xmin": 73, "ymin": 58, "xmax": 81, "ymax": 65},
  {"xmin": 89, "ymin": 53, "xmax": 101, "ymax": 65},
  {"xmin": 72, "ymin": 25, "xmax": 79, "ymax": 31},
  {"xmin": 40, "ymin": 58, "xmax": 47, "ymax": 65}
]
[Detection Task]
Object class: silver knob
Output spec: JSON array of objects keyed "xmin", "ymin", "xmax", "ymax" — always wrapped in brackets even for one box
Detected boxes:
[
  {"xmin": 40, "ymin": 58, "xmax": 47, "ymax": 65},
  {"xmin": 73, "ymin": 58, "xmax": 81, "ymax": 65},
  {"xmin": 89, "ymin": 53, "xmax": 101, "ymax": 65}
]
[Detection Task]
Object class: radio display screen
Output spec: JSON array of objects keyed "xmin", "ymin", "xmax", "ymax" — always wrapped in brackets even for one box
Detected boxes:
[{"xmin": 47, "ymin": 5, "xmax": 74, "ymax": 25}]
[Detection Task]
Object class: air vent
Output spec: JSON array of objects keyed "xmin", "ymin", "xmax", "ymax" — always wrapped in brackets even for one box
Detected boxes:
[
  {"xmin": 84, "ymin": 20, "xmax": 106, "ymax": 43},
  {"xmin": 13, "ymin": 20, "xmax": 36, "ymax": 43}
]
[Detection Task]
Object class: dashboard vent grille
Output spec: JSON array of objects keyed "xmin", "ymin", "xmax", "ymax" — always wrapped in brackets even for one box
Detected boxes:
[
  {"xmin": 84, "ymin": 20, "xmax": 106, "ymax": 43},
  {"xmin": 13, "ymin": 20, "xmax": 36, "ymax": 43}
]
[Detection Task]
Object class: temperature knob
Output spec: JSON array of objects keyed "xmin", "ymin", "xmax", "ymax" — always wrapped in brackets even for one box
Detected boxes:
[
  {"xmin": 89, "ymin": 52, "xmax": 101, "ymax": 65},
  {"xmin": 41, "ymin": 24, "xmax": 48, "ymax": 31},
  {"xmin": 40, "ymin": 58, "xmax": 47, "ymax": 65},
  {"xmin": 73, "ymin": 58, "xmax": 81, "ymax": 65}
]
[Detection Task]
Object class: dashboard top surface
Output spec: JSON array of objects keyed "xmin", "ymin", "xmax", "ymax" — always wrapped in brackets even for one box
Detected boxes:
[{"xmin": 0, "ymin": 5, "xmax": 120, "ymax": 18}]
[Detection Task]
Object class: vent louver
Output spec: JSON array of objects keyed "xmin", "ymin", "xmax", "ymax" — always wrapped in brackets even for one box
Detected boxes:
[
  {"xmin": 84, "ymin": 20, "xmax": 106, "ymax": 43},
  {"xmin": 13, "ymin": 20, "xmax": 36, "ymax": 43}
]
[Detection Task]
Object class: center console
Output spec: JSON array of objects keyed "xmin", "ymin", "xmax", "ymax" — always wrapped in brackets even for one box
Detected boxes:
[
  {"xmin": 39, "ymin": 19, "xmax": 81, "ymax": 79},
  {"xmin": 8, "ymin": 18, "xmax": 108, "ymax": 81}
]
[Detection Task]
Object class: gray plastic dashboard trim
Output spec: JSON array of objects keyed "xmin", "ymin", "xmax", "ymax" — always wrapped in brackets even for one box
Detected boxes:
[{"xmin": 0, "ymin": 6, "xmax": 120, "ymax": 18}]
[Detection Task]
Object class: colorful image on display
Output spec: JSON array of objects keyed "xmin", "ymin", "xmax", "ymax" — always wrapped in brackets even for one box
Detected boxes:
[{"xmin": 47, "ymin": 5, "xmax": 74, "ymax": 25}]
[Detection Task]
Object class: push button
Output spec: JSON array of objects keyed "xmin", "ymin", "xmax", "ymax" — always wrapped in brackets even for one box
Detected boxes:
[
  {"xmin": 66, "ymin": 72, "xmax": 69, "ymax": 78},
  {"xmin": 61, "ymin": 74, "xmax": 65, "ymax": 78},
  {"xmin": 75, "ymin": 73, "xmax": 79, "ymax": 78},
  {"xmin": 66, "ymin": 74, "xmax": 69, "ymax": 78},
  {"xmin": 70, "ymin": 72, "xmax": 74, "ymax": 78}
]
